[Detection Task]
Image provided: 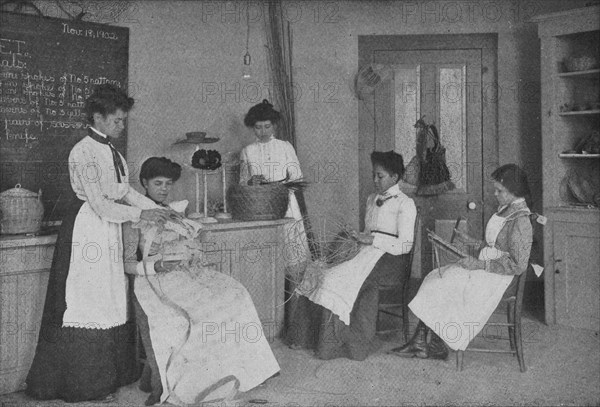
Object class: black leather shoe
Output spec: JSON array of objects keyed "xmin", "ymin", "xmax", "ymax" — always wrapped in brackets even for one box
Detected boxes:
[
  {"xmin": 428, "ymin": 333, "xmax": 449, "ymax": 360},
  {"xmin": 387, "ymin": 341, "xmax": 428, "ymax": 358},
  {"xmin": 387, "ymin": 321, "xmax": 428, "ymax": 358}
]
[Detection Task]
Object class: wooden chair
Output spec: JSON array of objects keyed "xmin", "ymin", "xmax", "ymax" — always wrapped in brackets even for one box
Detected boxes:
[
  {"xmin": 376, "ymin": 209, "xmax": 421, "ymax": 342},
  {"xmin": 428, "ymin": 217, "xmax": 529, "ymax": 373},
  {"xmin": 456, "ymin": 269, "xmax": 528, "ymax": 372}
]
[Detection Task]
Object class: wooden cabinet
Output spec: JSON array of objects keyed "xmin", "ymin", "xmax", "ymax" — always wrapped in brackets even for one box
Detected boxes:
[
  {"xmin": 546, "ymin": 209, "xmax": 600, "ymax": 331},
  {"xmin": 200, "ymin": 219, "xmax": 291, "ymax": 340},
  {"xmin": 0, "ymin": 235, "xmax": 56, "ymax": 395},
  {"xmin": 533, "ymin": 7, "xmax": 600, "ymax": 332}
]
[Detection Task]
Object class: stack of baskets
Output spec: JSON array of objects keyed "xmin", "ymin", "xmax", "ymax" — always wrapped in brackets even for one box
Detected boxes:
[
  {"xmin": 227, "ymin": 183, "xmax": 289, "ymax": 221},
  {"xmin": 0, "ymin": 184, "xmax": 44, "ymax": 234}
]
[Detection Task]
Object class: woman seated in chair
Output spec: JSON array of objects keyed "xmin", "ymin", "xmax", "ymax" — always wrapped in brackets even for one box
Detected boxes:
[
  {"xmin": 124, "ymin": 157, "xmax": 280, "ymax": 405},
  {"xmin": 287, "ymin": 150, "xmax": 417, "ymax": 360},
  {"xmin": 389, "ymin": 164, "xmax": 533, "ymax": 360}
]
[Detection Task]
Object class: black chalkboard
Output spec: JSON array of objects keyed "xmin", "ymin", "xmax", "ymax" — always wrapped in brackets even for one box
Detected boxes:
[{"xmin": 0, "ymin": 12, "xmax": 129, "ymax": 222}]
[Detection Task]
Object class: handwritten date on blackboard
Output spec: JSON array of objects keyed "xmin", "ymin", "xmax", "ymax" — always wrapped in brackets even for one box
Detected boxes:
[{"xmin": 62, "ymin": 22, "xmax": 118, "ymax": 40}]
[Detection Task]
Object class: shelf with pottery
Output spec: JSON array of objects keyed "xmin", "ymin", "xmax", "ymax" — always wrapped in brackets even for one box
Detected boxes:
[{"xmin": 534, "ymin": 5, "xmax": 600, "ymax": 332}]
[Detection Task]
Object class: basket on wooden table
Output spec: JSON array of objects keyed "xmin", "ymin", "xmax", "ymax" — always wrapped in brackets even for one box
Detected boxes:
[
  {"xmin": 228, "ymin": 182, "xmax": 289, "ymax": 221},
  {"xmin": 0, "ymin": 184, "xmax": 45, "ymax": 235}
]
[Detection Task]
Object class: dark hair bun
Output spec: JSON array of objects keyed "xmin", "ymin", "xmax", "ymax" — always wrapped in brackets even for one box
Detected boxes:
[
  {"xmin": 139, "ymin": 157, "xmax": 182, "ymax": 184},
  {"xmin": 370, "ymin": 150, "xmax": 405, "ymax": 179},
  {"xmin": 244, "ymin": 99, "xmax": 281, "ymax": 127}
]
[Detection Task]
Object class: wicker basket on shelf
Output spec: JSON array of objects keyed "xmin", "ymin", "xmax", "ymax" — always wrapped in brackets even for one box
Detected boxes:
[
  {"xmin": 227, "ymin": 183, "xmax": 289, "ymax": 221},
  {"xmin": 0, "ymin": 184, "xmax": 45, "ymax": 235}
]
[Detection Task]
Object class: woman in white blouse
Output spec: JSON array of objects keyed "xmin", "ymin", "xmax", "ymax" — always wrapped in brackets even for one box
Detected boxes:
[
  {"xmin": 239, "ymin": 100, "xmax": 309, "ymax": 269},
  {"xmin": 287, "ymin": 151, "xmax": 417, "ymax": 361},
  {"xmin": 26, "ymin": 85, "xmax": 173, "ymax": 403}
]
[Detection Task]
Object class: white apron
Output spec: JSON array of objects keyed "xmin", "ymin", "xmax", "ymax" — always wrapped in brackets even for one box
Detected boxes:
[
  {"xmin": 304, "ymin": 245, "xmax": 385, "ymax": 325},
  {"xmin": 63, "ymin": 191, "xmax": 128, "ymax": 329},
  {"xmin": 409, "ymin": 213, "xmax": 514, "ymax": 351}
]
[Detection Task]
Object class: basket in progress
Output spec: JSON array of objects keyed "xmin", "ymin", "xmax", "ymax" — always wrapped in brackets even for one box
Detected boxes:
[{"xmin": 228, "ymin": 183, "xmax": 289, "ymax": 221}]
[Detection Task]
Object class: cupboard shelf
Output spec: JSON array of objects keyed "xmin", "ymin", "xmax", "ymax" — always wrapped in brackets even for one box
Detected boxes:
[
  {"xmin": 558, "ymin": 110, "xmax": 600, "ymax": 116},
  {"xmin": 558, "ymin": 153, "xmax": 600, "ymax": 158},
  {"xmin": 557, "ymin": 68, "xmax": 600, "ymax": 78}
]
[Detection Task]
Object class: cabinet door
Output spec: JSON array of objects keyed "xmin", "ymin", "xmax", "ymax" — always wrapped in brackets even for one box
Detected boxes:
[
  {"xmin": 553, "ymin": 222, "xmax": 600, "ymax": 331},
  {"xmin": 202, "ymin": 226, "xmax": 285, "ymax": 338},
  {"xmin": 232, "ymin": 246, "xmax": 280, "ymax": 332},
  {"xmin": 1, "ymin": 244, "xmax": 53, "ymax": 395}
]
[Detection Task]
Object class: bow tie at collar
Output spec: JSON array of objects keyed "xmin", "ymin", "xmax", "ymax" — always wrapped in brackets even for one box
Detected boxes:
[
  {"xmin": 376, "ymin": 194, "xmax": 398, "ymax": 207},
  {"xmin": 87, "ymin": 128, "xmax": 126, "ymax": 183}
]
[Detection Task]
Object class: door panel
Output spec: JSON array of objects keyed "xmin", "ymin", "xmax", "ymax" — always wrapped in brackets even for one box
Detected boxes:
[{"xmin": 374, "ymin": 49, "xmax": 483, "ymax": 237}]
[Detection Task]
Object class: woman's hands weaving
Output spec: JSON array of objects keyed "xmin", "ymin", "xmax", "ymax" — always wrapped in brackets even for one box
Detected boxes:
[
  {"xmin": 349, "ymin": 230, "xmax": 374, "ymax": 245},
  {"xmin": 455, "ymin": 256, "xmax": 485, "ymax": 270},
  {"xmin": 154, "ymin": 260, "xmax": 181, "ymax": 273},
  {"xmin": 248, "ymin": 175, "xmax": 267, "ymax": 185},
  {"xmin": 140, "ymin": 208, "xmax": 180, "ymax": 225}
]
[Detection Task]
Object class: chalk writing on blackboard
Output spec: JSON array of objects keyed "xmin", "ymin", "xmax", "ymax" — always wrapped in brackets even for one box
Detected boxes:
[{"xmin": 0, "ymin": 12, "xmax": 129, "ymax": 222}]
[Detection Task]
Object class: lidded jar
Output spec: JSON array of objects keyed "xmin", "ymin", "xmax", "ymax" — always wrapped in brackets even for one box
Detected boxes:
[{"xmin": 0, "ymin": 184, "xmax": 44, "ymax": 235}]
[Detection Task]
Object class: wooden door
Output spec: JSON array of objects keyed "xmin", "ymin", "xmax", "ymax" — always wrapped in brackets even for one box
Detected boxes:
[
  {"xmin": 358, "ymin": 35, "xmax": 498, "ymax": 276},
  {"xmin": 374, "ymin": 49, "xmax": 484, "ymax": 235}
]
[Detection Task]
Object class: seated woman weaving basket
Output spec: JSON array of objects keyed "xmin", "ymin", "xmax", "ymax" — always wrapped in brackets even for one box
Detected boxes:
[
  {"xmin": 124, "ymin": 157, "xmax": 280, "ymax": 405},
  {"xmin": 286, "ymin": 151, "xmax": 417, "ymax": 361},
  {"xmin": 389, "ymin": 164, "xmax": 533, "ymax": 359}
]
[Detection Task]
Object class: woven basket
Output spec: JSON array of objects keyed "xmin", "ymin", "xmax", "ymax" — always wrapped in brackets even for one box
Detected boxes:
[
  {"xmin": 228, "ymin": 183, "xmax": 289, "ymax": 221},
  {"xmin": 0, "ymin": 184, "xmax": 44, "ymax": 235}
]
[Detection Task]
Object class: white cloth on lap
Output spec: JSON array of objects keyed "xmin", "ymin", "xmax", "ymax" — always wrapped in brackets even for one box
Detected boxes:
[
  {"xmin": 409, "ymin": 212, "xmax": 514, "ymax": 351},
  {"xmin": 306, "ymin": 245, "xmax": 385, "ymax": 325}
]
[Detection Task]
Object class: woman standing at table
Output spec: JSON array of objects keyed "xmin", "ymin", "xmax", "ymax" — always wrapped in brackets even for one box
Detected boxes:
[
  {"xmin": 26, "ymin": 84, "xmax": 173, "ymax": 403},
  {"xmin": 239, "ymin": 99, "xmax": 309, "ymax": 270}
]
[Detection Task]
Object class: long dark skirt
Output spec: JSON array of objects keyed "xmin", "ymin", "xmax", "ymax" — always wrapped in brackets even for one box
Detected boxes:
[
  {"xmin": 25, "ymin": 199, "xmax": 139, "ymax": 402},
  {"xmin": 285, "ymin": 252, "xmax": 410, "ymax": 361}
]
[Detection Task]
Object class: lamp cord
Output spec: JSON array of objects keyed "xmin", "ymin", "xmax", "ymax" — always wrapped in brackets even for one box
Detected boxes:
[{"xmin": 245, "ymin": 3, "xmax": 250, "ymax": 54}]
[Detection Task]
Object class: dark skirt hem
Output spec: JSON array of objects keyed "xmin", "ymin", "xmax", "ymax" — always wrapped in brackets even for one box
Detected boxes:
[
  {"xmin": 285, "ymin": 252, "xmax": 410, "ymax": 361},
  {"xmin": 25, "ymin": 198, "xmax": 140, "ymax": 402}
]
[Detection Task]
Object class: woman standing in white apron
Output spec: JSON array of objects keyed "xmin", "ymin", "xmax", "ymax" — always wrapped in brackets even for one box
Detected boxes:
[
  {"xmin": 389, "ymin": 164, "xmax": 533, "ymax": 359},
  {"xmin": 26, "ymin": 85, "xmax": 173, "ymax": 403}
]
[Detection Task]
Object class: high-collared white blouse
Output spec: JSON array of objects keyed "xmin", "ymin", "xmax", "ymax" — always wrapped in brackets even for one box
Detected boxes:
[
  {"xmin": 239, "ymin": 136, "xmax": 302, "ymax": 184},
  {"xmin": 364, "ymin": 183, "xmax": 417, "ymax": 256},
  {"xmin": 69, "ymin": 127, "xmax": 156, "ymax": 222}
]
